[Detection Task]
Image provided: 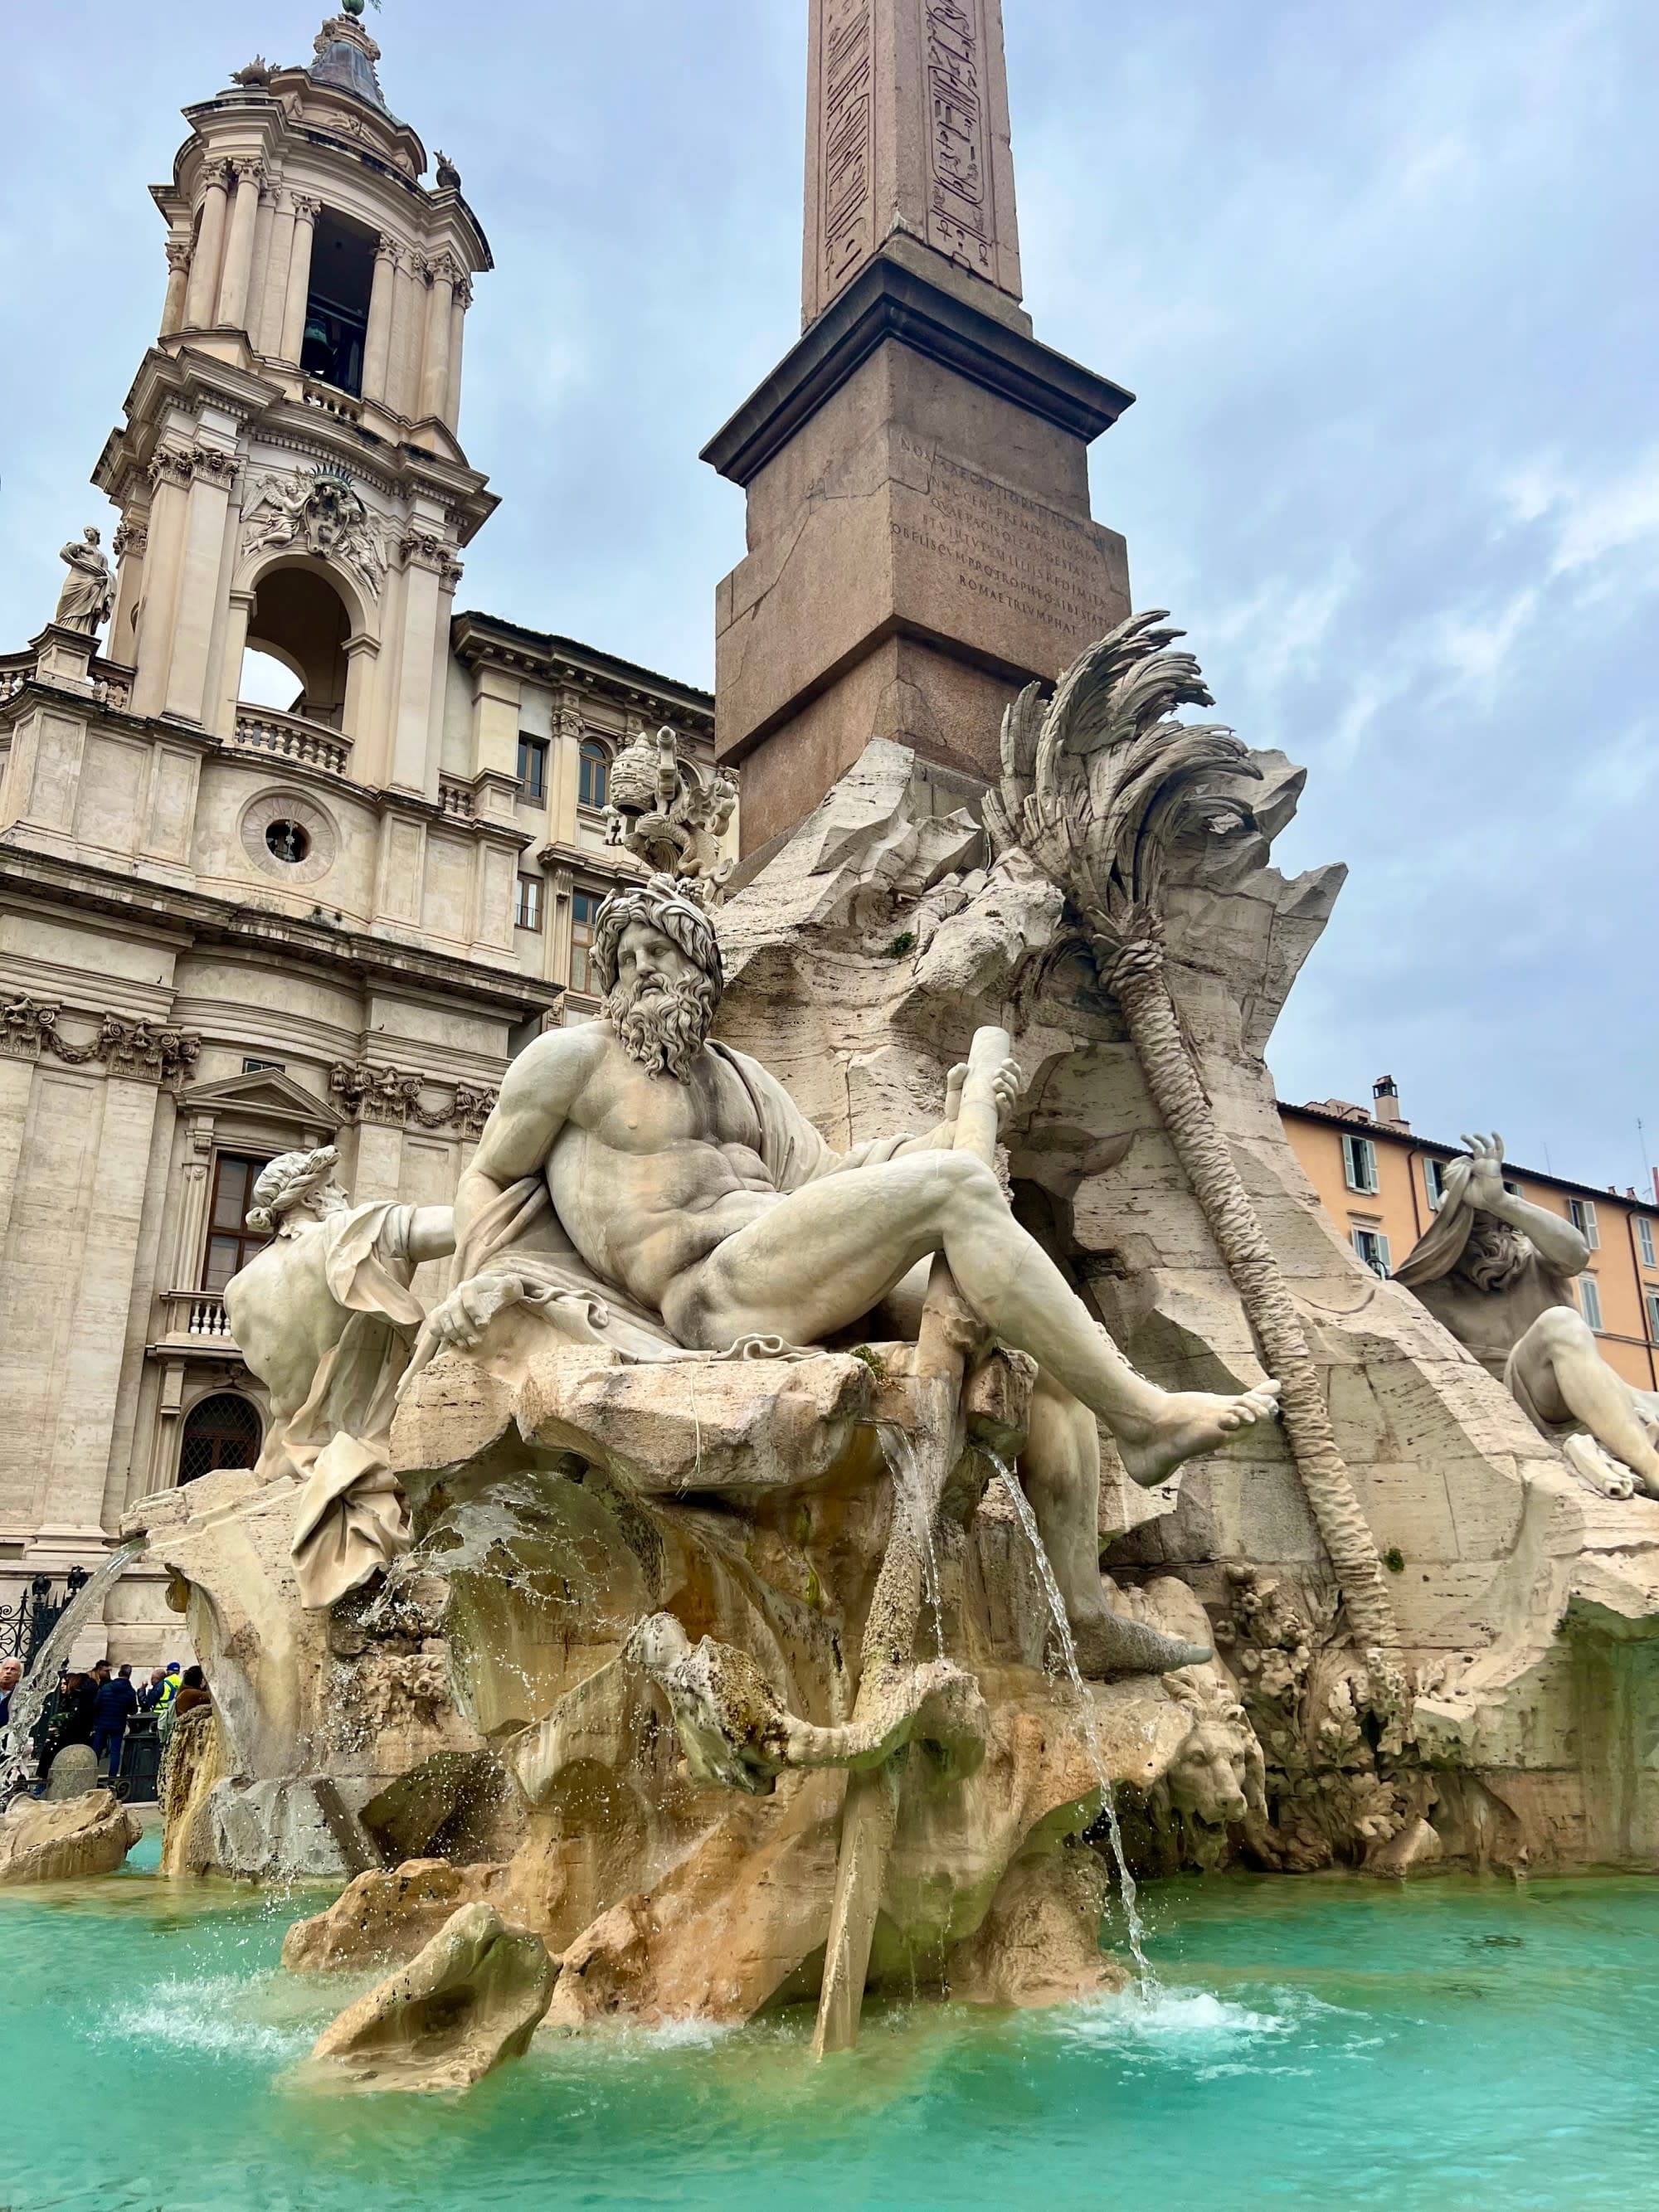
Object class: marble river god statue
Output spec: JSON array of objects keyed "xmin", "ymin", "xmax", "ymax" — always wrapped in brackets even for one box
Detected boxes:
[
  {"xmin": 416, "ymin": 871, "xmax": 1278, "ymax": 1676},
  {"xmin": 1395, "ymin": 1132, "xmax": 1659, "ymax": 1496}
]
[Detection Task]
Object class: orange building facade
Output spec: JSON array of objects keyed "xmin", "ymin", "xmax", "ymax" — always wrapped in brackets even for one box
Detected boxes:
[{"xmin": 1281, "ymin": 1079, "xmax": 1659, "ymax": 1393}]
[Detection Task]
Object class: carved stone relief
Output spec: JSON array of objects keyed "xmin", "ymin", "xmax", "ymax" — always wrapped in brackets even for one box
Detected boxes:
[
  {"xmin": 328, "ymin": 1062, "xmax": 498, "ymax": 1135},
  {"xmin": 240, "ymin": 467, "xmax": 391, "ymax": 600}
]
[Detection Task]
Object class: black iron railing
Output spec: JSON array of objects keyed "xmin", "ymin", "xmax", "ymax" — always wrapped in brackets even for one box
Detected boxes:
[{"xmin": 0, "ymin": 1564, "xmax": 90, "ymax": 1669}]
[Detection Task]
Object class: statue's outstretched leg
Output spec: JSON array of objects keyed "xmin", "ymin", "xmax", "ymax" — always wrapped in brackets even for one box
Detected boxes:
[
  {"xmin": 1511, "ymin": 1307, "xmax": 1659, "ymax": 1494},
  {"xmin": 1020, "ymin": 1369, "xmax": 1212, "ymax": 1679}
]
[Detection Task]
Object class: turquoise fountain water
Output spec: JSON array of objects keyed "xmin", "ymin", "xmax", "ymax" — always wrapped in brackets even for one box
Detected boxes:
[{"xmin": 6, "ymin": 1831, "xmax": 1658, "ymax": 2212}]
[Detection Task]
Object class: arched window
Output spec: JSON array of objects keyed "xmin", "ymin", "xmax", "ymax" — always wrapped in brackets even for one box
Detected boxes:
[
  {"xmin": 578, "ymin": 739, "xmax": 611, "ymax": 810},
  {"xmin": 178, "ymin": 1393, "xmax": 263, "ymax": 1484},
  {"xmin": 240, "ymin": 566, "xmax": 352, "ymax": 731}
]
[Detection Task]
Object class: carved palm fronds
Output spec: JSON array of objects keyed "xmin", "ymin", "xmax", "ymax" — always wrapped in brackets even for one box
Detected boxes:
[
  {"xmin": 994, "ymin": 613, "xmax": 1405, "ymax": 1698},
  {"xmin": 985, "ymin": 610, "xmax": 1261, "ymax": 975}
]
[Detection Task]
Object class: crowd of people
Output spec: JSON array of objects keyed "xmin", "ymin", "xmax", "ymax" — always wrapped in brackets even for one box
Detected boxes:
[{"xmin": 0, "ymin": 1653, "xmax": 211, "ymax": 1792}]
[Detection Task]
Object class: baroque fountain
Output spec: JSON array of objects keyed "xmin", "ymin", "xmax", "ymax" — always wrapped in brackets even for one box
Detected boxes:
[{"xmin": 12, "ymin": 617, "xmax": 1659, "ymax": 2130}]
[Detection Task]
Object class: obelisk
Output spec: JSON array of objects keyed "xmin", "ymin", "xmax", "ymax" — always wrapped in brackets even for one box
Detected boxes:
[{"xmin": 703, "ymin": 0, "xmax": 1135, "ymax": 855}]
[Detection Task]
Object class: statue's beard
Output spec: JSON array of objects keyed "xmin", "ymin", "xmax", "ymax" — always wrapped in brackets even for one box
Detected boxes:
[
  {"xmin": 605, "ymin": 973, "xmax": 718, "ymax": 1081},
  {"xmin": 1460, "ymin": 1213, "xmax": 1529, "ymax": 1292}
]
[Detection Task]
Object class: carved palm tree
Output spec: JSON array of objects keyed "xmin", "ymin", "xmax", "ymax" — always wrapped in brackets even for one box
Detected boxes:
[{"xmin": 985, "ymin": 611, "xmax": 1404, "ymax": 1694}]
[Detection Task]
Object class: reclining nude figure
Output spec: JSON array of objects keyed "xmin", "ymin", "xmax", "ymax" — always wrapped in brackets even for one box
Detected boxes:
[
  {"xmin": 1396, "ymin": 1133, "xmax": 1659, "ymax": 1497},
  {"xmin": 421, "ymin": 877, "xmax": 1279, "ymax": 1676}
]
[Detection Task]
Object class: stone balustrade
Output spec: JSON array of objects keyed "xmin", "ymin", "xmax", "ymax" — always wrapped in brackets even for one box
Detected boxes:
[
  {"xmin": 157, "ymin": 1290, "xmax": 236, "ymax": 1343},
  {"xmin": 231, "ymin": 706, "xmax": 352, "ymax": 778},
  {"xmin": 437, "ymin": 777, "xmax": 475, "ymax": 818}
]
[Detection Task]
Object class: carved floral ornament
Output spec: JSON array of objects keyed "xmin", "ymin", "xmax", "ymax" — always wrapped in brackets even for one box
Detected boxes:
[
  {"xmin": 328, "ymin": 1059, "xmax": 498, "ymax": 1135},
  {"xmin": 0, "ymin": 995, "xmax": 201, "ymax": 1090},
  {"xmin": 240, "ymin": 465, "xmax": 390, "ymax": 600}
]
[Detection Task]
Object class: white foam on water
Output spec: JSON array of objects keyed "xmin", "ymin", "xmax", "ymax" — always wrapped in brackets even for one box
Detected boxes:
[
  {"xmin": 1052, "ymin": 1980, "xmax": 1374, "ymax": 2081},
  {"xmin": 94, "ymin": 1973, "xmax": 314, "ymax": 2062}
]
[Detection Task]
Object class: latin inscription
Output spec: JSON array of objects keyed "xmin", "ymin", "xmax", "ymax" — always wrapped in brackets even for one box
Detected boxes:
[
  {"xmin": 924, "ymin": 0, "xmax": 994, "ymax": 276},
  {"xmin": 820, "ymin": 0, "xmax": 876, "ymax": 299},
  {"xmin": 894, "ymin": 441, "xmax": 1112, "ymax": 639}
]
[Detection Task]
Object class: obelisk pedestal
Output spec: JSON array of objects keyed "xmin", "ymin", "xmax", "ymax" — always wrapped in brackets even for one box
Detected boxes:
[{"xmin": 703, "ymin": 0, "xmax": 1135, "ymax": 856}]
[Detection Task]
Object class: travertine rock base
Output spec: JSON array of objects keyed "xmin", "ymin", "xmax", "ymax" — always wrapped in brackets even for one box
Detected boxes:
[
  {"xmin": 303, "ymin": 1901, "xmax": 555, "ymax": 2094},
  {"xmin": 284, "ymin": 1857, "xmax": 510, "ymax": 1973},
  {"xmin": 0, "ymin": 1788, "xmax": 141, "ymax": 1884}
]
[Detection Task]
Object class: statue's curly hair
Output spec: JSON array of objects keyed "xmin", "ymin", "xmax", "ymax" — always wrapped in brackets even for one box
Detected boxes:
[
  {"xmin": 591, "ymin": 874, "xmax": 722, "ymax": 999},
  {"xmin": 245, "ymin": 1145, "xmax": 338, "ymax": 1235}
]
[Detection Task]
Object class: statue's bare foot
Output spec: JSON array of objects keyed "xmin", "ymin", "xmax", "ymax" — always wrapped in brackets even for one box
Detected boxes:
[
  {"xmin": 1114, "ymin": 1383, "xmax": 1281, "ymax": 1490},
  {"xmin": 1067, "ymin": 1605, "xmax": 1211, "ymax": 1680}
]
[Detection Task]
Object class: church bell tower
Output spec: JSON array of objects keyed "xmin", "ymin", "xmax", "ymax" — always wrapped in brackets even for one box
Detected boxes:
[{"xmin": 91, "ymin": 3, "xmax": 494, "ymax": 792}]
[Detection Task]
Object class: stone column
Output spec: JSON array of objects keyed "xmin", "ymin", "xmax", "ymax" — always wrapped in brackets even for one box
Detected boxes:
[
  {"xmin": 279, "ymin": 194, "xmax": 321, "ymax": 364},
  {"xmin": 417, "ymin": 255, "xmax": 458, "ymax": 422},
  {"xmin": 361, "ymin": 235, "xmax": 399, "ymax": 404},
  {"xmin": 163, "ymin": 447, "xmax": 239, "ymax": 725},
  {"xmin": 182, "ymin": 159, "xmax": 231, "ymax": 328},
  {"xmin": 246, "ymin": 182, "xmax": 276, "ymax": 343},
  {"xmin": 129, "ymin": 450, "xmax": 194, "ymax": 718},
  {"xmin": 444, "ymin": 275, "xmax": 471, "ymax": 429},
  {"xmin": 388, "ymin": 531, "xmax": 449, "ymax": 791},
  {"xmin": 342, "ymin": 632, "xmax": 380, "ymax": 752},
  {"xmin": 215, "ymin": 158, "xmax": 265, "ymax": 329},
  {"xmin": 255, "ymin": 190, "xmax": 297, "ymax": 356},
  {"xmin": 159, "ymin": 238, "xmax": 191, "ymax": 338},
  {"xmin": 215, "ymin": 589, "xmax": 255, "ymax": 739},
  {"xmin": 387, "ymin": 248, "xmax": 421, "ymax": 417},
  {"xmin": 109, "ymin": 516, "xmax": 148, "ymax": 661}
]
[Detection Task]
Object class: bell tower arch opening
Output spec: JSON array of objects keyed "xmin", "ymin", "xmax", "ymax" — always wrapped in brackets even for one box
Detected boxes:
[
  {"xmin": 301, "ymin": 208, "xmax": 377, "ymax": 397},
  {"xmin": 241, "ymin": 562, "xmax": 353, "ymax": 731}
]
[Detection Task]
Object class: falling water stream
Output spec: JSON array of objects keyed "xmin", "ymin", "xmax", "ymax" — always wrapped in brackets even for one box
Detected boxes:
[
  {"xmin": 875, "ymin": 1422, "xmax": 946, "ymax": 1662},
  {"xmin": 985, "ymin": 1455, "xmax": 1154, "ymax": 1987},
  {"xmin": 0, "ymin": 1537, "xmax": 145, "ymax": 1800}
]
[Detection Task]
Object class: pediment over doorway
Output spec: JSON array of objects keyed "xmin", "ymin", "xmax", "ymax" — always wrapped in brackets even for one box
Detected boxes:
[{"xmin": 175, "ymin": 1067, "xmax": 341, "ymax": 1133}]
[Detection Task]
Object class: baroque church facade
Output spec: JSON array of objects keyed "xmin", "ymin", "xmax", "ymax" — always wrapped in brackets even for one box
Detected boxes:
[{"xmin": 0, "ymin": 11, "xmax": 721, "ymax": 1654}]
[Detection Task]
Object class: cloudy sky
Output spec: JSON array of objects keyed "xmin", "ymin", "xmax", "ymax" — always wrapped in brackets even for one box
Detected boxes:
[{"xmin": 2, "ymin": 1, "xmax": 1653, "ymax": 1190}]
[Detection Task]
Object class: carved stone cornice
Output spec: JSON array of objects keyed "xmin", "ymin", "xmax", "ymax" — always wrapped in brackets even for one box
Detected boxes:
[
  {"xmin": 0, "ymin": 996, "xmax": 201, "ymax": 1090},
  {"xmin": 328, "ymin": 1060, "xmax": 498, "ymax": 1134}
]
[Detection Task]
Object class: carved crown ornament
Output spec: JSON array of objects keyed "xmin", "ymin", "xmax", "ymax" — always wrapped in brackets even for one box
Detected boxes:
[
  {"xmin": 328, "ymin": 1060, "xmax": 498, "ymax": 1135},
  {"xmin": 240, "ymin": 465, "xmax": 391, "ymax": 600},
  {"xmin": 1, "ymin": 996, "xmax": 202, "ymax": 1091}
]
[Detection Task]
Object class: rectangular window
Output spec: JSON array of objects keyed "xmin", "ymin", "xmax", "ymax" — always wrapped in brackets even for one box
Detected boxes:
[
  {"xmin": 241, "ymin": 1057, "xmax": 285, "ymax": 1075},
  {"xmin": 1579, "ymin": 1275, "xmax": 1604, "ymax": 1332},
  {"xmin": 202, "ymin": 1153, "xmax": 272, "ymax": 1296},
  {"xmin": 513, "ymin": 873, "xmax": 543, "ymax": 932},
  {"xmin": 578, "ymin": 741, "xmax": 611, "ymax": 811},
  {"xmin": 1342, "ymin": 1132, "xmax": 1379, "ymax": 1195},
  {"xmin": 1352, "ymin": 1227, "xmax": 1392, "ymax": 1277},
  {"xmin": 517, "ymin": 735, "xmax": 548, "ymax": 801},
  {"xmin": 1646, "ymin": 1290, "xmax": 1659, "ymax": 1343},
  {"xmin": 570, "ymin": 890, "xmax": 600, "ymax": 995},
  {"xmin": 1639, "ymin": 1218, "xmax": 1657, "ymax": 1270},
  {"xmin": 1568, "ymin": 1196, "xmax": 1601, "ymax": 1250},
  {"xmin": 1423, "ymin": 1156, "xmax": 1448, "ymax": 1210},
  {"xmin": 299, "ymin": 211, "xmax": 374, "ymax": 396}
]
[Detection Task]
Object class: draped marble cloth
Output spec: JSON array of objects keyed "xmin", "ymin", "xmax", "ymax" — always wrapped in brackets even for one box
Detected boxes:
[
  {"xmin": 231, "ymin": 1200, "xmax": 426, "ymax": 1611},
  {"xmin": 408, "ymin": 1041, "xmax": 921, "ymax": 1378}
]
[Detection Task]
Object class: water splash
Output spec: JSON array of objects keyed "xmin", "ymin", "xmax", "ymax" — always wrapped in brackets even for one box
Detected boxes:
[
  {"xmin": 985, "ymin": 1456, "xmax": 1154, "ymax": 1989},
  {"xmin": 0, "ymin": 1539, "xmax": 144, "ymax": 1801},
  {"xmin": 875, "ymin": 1422, "xmax": 946, "ymax": 1662}
]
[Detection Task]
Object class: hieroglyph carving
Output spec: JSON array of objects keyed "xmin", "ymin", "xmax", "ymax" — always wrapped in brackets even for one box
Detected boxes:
[
  {"xmin": 923, "ymin": 1, "xmax": 994, "ymax": 276},
  {"xmin": 241, "ymin": 467, "xmax": 391, "ymax": 600},
  {"xmin": 820, "ymin": 0, "xmax": 876, "ymax": 299}
]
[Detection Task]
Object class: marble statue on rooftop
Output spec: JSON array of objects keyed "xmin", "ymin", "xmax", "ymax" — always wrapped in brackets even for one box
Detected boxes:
[
  {"xmin": 52, "ymin": 527, "xmax": 114, "ymax": 637},
  {"xmin": 1396, "ymin": 1133, "xmax": 1659, "ymax": 1496},
  {"xmin": 224, "ymin": 1147, "xmax": 454, "ymax": 1609},
  {"xmin": 416, "ymin": 873, "xmax": 1278, "ymax": 1677}
]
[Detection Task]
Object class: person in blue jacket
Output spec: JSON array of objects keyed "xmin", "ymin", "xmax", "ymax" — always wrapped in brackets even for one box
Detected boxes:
[{"xmin": 90, "ymin": 1661, "xmax": 139, "ymax": 1785}]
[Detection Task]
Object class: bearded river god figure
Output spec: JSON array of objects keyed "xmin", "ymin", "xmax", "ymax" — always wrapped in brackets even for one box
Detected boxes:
[
  {"xmin": 416, "ymin": 873, "xmax": 1279, "ymax": 1678},
  {"xmin": 1396, "ymin": 1133, "xmax": 1659, "ymax": 1497},
  {"xmin": 226, "ymin": 1148, "xmax": 455, "ymax": 1607}
]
